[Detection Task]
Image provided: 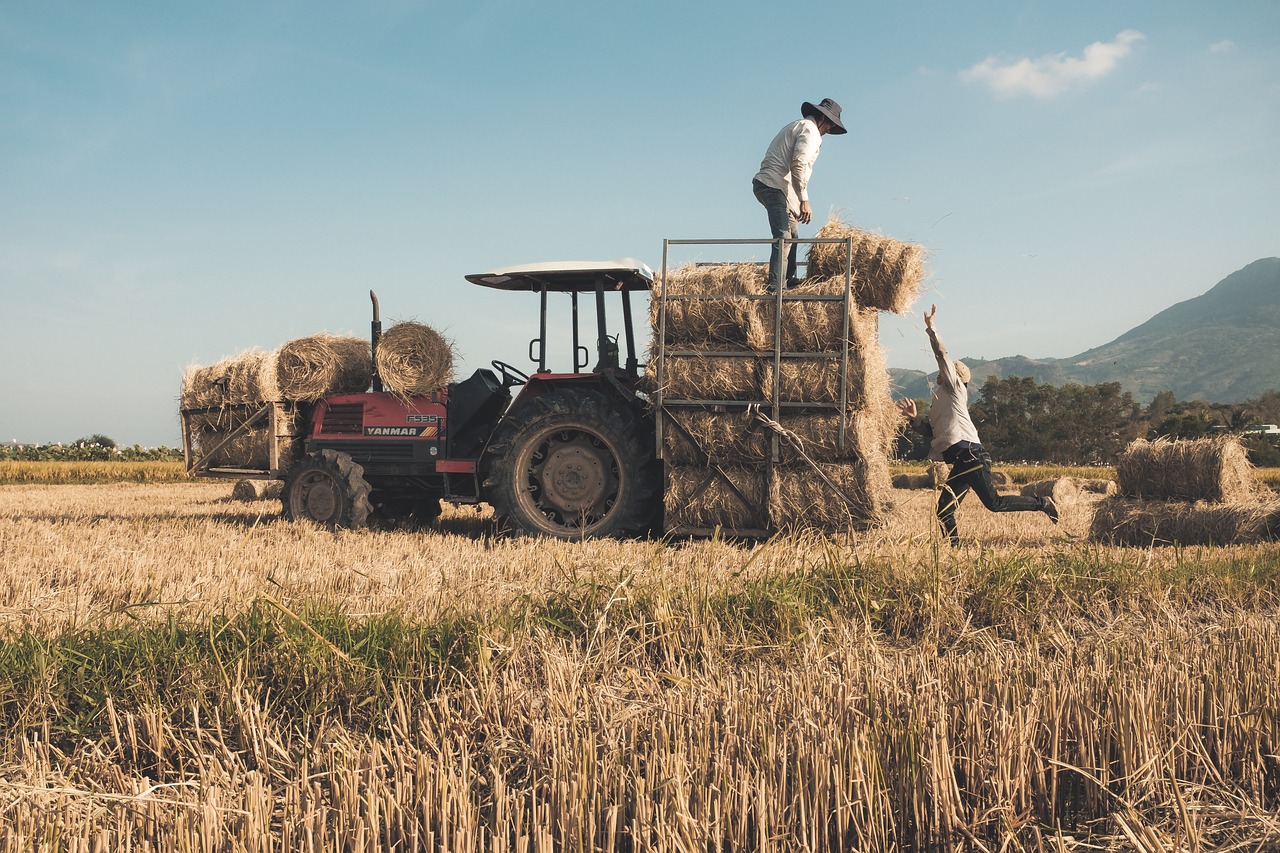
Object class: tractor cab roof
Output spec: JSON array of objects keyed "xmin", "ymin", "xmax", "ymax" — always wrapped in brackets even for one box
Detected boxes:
[{"xmin": 464, "ymin": 259, "xmax": 654, "ymax": 293}]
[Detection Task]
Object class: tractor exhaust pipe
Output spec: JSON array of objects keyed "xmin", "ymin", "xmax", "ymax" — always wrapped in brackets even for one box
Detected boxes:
[{"xmin": 370, "ymin": 290, "xmax": 383, "ymax": 393}]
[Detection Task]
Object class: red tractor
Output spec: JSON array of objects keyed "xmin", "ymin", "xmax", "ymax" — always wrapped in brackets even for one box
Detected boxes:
[{"xmin": 270, "ymin": 260, "xmax": 661, "ymax": 538}]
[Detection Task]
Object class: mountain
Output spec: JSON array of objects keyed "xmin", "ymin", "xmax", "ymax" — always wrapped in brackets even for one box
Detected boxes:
[{"xmin": 890, "ymin": 258, "xmax": 1280, "ymax": 404}]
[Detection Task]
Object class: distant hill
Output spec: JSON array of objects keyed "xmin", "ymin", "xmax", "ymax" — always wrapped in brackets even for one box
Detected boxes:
[{"xmin": 890, "ymin": 257, "xmax": 1280, "ymax": 404}]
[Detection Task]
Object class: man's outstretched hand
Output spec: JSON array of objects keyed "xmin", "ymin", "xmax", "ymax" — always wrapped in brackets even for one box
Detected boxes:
[
  {"xmin": 924, "ymin": 303, "xmax": 937, "ymax": 331},
  {"xmin": 896, "ymin": 398, "xmax": 918, "ymax": 420}
]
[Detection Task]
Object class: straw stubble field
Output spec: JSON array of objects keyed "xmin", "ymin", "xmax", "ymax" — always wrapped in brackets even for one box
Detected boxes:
[{"xmin": 1, "ymin": 479, "xmax": 1279, "ymax": 850}]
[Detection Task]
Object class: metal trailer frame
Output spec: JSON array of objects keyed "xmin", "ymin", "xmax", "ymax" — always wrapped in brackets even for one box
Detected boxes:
[
  {"xmin": 654, "ymin": 235, "xmax": 856, "ymax": 537},
  {"xmin": 180, "ymin": 400, "xmax": 304, "ymax": 480}
]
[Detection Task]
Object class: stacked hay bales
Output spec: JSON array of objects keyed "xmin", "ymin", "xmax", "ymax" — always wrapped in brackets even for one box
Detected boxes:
[
  {"xmin": 181, "ymin": 334, "xmax": 373, "ymax": 471},
  {"xmin": 653, "ymin": 253, "xmax": 913, "ymax": 534},
  {"xmin": 1090, "ymin": 437, "xmax": 1275, "ymax": 545}
]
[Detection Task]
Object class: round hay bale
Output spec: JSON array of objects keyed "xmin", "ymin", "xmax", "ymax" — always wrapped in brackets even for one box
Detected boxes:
[
  {"xmin": 231, "ymin": 479, "xmax": 284, "ymax": 501},
  {"xmin": 892, "ymin": 472, "xmax": 935, "ymax": 490},
  {"xmin": 989, "ymin": 470, "xmax": 1011, "ymax": 488},
  {"xmin": 1020, "ymin": 477, "xmax": 1082, "ymax": 504},
  {"xmin": 375, "ymin": 321, "xmax": 455, "ymax": 397},
  {"xmin": 804, "ymin": 216, "xmax": 926, "ymax": 315},
  {"xmin": 269, "ymin": 334, "xmax": 371, "ymax": 402},
  {"xmin": 1080, "ymin": 478, "xmax": 1118, "ymax": 496},
  {"xmin": 1116, "ymin": 436, "xmax": 1257, "ymax": 503}
]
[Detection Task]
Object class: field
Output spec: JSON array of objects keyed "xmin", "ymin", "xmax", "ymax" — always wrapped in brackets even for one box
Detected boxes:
[{"xmin": 1, "ymin": 468, "xmax": 1278, "ymax": 850}]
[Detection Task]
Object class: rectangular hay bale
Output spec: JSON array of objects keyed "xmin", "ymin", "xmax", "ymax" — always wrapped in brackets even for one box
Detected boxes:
[
  {"xmin": 1089, "ymin": 497, "xmax": 1280, "ymax": 546},
  {"xmin": 665, "ymin": 464, "xmax": 768, "ymax": 531}
]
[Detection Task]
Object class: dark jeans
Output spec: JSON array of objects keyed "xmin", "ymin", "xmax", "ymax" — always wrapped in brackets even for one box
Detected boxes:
[
  {"xmin": 936, "ymin": 442, "xmax": 1045, "ymax": 545},
  {"xmin": 752, "ymin": 179, "xmax": 797, "ymax": 289}
]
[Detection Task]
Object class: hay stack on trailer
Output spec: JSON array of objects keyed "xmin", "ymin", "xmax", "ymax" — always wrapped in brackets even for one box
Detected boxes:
[
  {"xmin": 1090, "ymin": 436, "xmax": 1276, "ymax": 545},
  {"xmin": 180, "ymin": 334, "xmax": 373, "ymax": 474},
  {"xmin": 652, "ymin": 243, "xmax": 916, "ymax": 535},
  {"xmin": 804, "ymin": 216, "xmax": 926, "ymax": 314}
]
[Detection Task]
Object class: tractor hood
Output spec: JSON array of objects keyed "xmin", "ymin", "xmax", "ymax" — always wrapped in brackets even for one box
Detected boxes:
[{"xmin": 465, "ymin": 259, "xmax": 654, "ymax": 293}]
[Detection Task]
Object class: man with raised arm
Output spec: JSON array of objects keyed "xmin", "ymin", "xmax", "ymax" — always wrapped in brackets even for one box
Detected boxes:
[{"xmin": 897, "ymin": 304, "xmax": 1059, "ymax": 545}]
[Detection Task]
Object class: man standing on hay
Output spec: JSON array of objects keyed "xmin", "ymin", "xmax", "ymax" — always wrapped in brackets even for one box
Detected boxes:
[
  {"xmin": 897, "ymin": 305, "xmax": 1059, "ymax": 545},
  {"xmin": 752, "ymin": 98, "xmax": 846, "ymax": 292}
]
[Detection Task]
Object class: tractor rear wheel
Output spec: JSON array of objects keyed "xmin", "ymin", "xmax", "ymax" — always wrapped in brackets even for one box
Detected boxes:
[
  {"xmin": 484, "ymin": 389, "xmax": 659, "ymax": 539},
  {"xmin": 282, "ymin": 449, "xmax": 373, "ymax": 529}
]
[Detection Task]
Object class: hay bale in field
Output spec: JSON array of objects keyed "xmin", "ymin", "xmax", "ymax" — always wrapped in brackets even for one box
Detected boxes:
[
  {"xmin": 375, "ymin": 321, "xmax": 455, "ymax": 397},
  {"xmin": 268, "ymin": 334, "xmax": 371, "ymax": 402},
  {"xmin": 654, "ymin": 264, "xmax": 769, "ymax": 349},
  {"xmin": 771, "ymin": 460, "xmax": 892, "ymax": 531},
  {"xmin": 892, "ymin": 462, "xmax": 948, "ymax": 490},
  {"xmin": 231, "ymin": 479, "xmax": 283, "ymax": 501},
  {"xmin": 665, "ymin": 465, "xmax": 768, "ymax": 531},
  {"xmin": 1020, "ymin": 477, "xmax": 1082, "ymax": 505},
  {"xmin": 1080, "ymin": 478, "xmax": 1118, "ymax": 496},
  {"xmin": 1116, "ymin": 436, "xmax": 1257, "ymax": 503},
  {"xmin": 804, "ymin": 216, "xmax": 925, "ymax": 314},
  {"xmin": 989, "ymin": 470, "xmax": 1011, "ymax": 488},
  {"xmin": 657, "ymin": 355, "xmax": 765, "ymax": 402},
  {"xmin": 1089, "ymin": 497, "xmax": 1280, "ymax": 546}
]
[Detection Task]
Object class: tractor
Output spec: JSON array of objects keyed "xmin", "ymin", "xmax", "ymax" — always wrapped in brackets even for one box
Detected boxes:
[{"xmin": 274, "ymin": 260, "xmax": 661, "ymax": 538}]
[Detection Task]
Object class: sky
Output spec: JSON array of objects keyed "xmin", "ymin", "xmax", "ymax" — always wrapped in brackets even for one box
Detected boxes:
[{"xmin": 2, "ymin": 1, "xmax": 1277, "ymax": 447}]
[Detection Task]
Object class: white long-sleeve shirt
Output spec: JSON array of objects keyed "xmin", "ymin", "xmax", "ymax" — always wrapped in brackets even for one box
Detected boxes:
[
  {"xmin": 927, "ymin": 330, "xmax": 981, "ymax": 460},
  {"xmin": 753, "ymin": 117, "xmax": 822, "ymax": 217}
]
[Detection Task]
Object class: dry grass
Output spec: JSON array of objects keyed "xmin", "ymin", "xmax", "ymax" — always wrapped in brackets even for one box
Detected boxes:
[
  {"xmin": 1, "ymin": 482, "xmax": 1279, "ymax": 848},
  {"xmin": 375, "ymin": 321, "xmax": 455, "ymax": 397}
]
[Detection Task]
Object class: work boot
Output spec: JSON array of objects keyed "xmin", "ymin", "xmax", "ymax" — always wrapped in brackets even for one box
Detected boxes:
[{"xmin": 1041, "ymin": 497, "xmax": 1060, "ymax": 524}]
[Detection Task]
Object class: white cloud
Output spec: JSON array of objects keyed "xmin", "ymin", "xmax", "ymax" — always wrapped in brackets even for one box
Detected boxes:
[
  {"xmin": 961, "ymin": 30, "xmax": 1146, "ymax": 99},
  {"xmin": 1209, "ymin": 39, "xmax": 1236, "ymax": 54}
]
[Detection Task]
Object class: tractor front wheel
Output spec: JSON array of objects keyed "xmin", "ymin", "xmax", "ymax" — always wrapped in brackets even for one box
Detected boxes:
[
  {"xmin": 282, "ymin": 449, "xmax": 373, "ymax": 529},
  {"xmin": 484, "ymin": 390, "xmax": 658, "ymax": 539}
]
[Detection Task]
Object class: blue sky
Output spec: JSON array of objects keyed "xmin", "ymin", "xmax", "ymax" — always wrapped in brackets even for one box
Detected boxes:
[{"xmin": 2, "ymin": 1, "xmax": 1277, "ymax": 447}]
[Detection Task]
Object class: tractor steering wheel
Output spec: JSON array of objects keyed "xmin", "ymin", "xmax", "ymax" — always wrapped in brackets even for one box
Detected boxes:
[{"xmin": 491, "ymin": 360, "xmax": 530, "ymax": 387}]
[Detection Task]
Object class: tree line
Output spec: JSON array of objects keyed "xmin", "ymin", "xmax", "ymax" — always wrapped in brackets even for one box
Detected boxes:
[{"xmin": 897, "ymin": 377, "xmax": 1280, "ymax": 466}]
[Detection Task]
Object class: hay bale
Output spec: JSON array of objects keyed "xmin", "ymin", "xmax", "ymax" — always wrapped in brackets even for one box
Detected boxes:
[
  {"xmin": 268, "ymin": 334, "xmax": 371, "ymax": 402},
  {"xmin": 771, "ymin": 460, "xmax": 892, "ymax": 531},
  {"xmin": 231, "ymin": 479, "xmax": 283, "ymax": 501},
  {"xmin": 657, "ymin": 355, "xmax": 765, "ymax": 402},
  {"xmin": 892, "ymin": 462, "xmax": 948, "ymax": 490},
  {"xmin": 665, "ymin": 465, "xmax": 767, "ymax": 531},
  {"xmin": 804, "ymin": 216, "xmax": 926, "ymax": 314},
  {"xmin": 654, "ymin": 264, "xmax": 769, "ymax": 349},
  {"xmin": 1080, "ymin": 478, "xmax": 1118, "ymax": 496},
  {"xmin": 375, "ymin": 321, "xmax": 455, "ymax": 397},
  {"xmin": 193, "ymin": 424, "xmax": 273, "ymax": 469},
  {"xmin": 1020, "ymin": 477, "xmax": 1082, "ymax": 504},
  {"xmin": 662, "ymin": 408, "xmax": 893, "ymax": 466},
  {"xmin": 181, "ymin": 350, "xmax": 272, "ymax": 409},
  {"xmin": 1089, "ymin": 497, "xmax": 1280, "ymax": 546},
  {"xmin": 892, "ymin": 472, "xmax": 935, "ymax": 489},
  {"xmin": 1116, "ymin": 437, "xmax": 1257, "ymax": 503},
  {"xmin": 989, "ymin": 470, "xmax": 1011, "ymax": 488}
]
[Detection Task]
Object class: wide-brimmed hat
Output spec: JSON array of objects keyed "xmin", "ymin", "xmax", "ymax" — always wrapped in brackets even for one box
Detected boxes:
[{"xmin": 801, "ymin": 98, "xmax": 847, "ymax": 134}]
